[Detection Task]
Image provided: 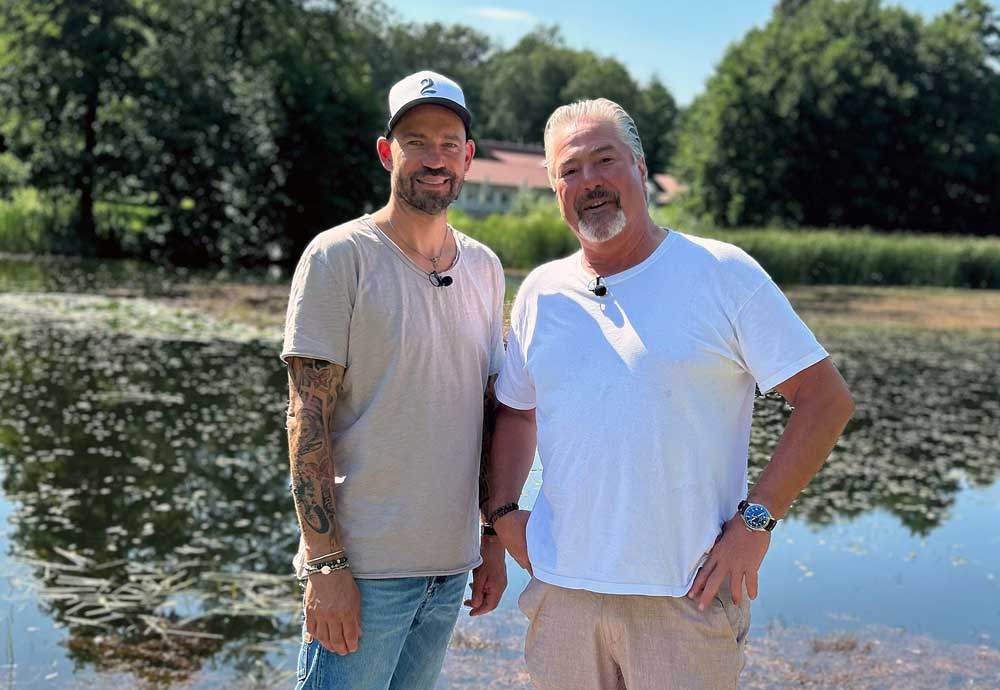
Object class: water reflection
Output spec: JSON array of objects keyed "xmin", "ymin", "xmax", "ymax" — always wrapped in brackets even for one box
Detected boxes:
[
  {"xmin": 0, "ymin": 302, "xmax": 998, "ymax": 683},
  {"xmin": 765, "ymin": 328, "xmax": 1000, "ymax": 535},
  {"xmin": 0, "ymin": 324, "xmax": 297, "ymax": 683}
]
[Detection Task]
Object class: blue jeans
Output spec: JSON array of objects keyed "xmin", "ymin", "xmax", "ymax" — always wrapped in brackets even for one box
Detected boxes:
[{"xmin": 295, "ymin": 572, "xmax": 467, "ymax": 690}]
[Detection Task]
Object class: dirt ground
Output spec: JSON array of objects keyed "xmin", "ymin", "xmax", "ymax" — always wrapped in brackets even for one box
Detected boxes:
[
  {"xmin": 439, "ymin": 618, "xmax": 1000, "ymax": 690},
  {"xmin": 163, "ymin": 281, "xmax": 1000, "ymax": 338}
]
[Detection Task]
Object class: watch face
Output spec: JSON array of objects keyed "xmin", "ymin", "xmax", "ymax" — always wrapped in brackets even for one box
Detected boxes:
[{"xmin": 743, "ymin": 503, "xmax": 772, "ymax": 530}]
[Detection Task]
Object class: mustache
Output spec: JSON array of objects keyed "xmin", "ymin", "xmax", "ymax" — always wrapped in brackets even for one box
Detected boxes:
[
  {"xmin": 575, "ymin": 189, "xmax": 620, "ymax": 216},
  {"xmin": 410, "ymin": 167, "xmax": 456, "ymax": 183}
]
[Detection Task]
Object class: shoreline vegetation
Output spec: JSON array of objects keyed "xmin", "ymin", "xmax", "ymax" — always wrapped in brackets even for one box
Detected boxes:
[
  {"xmin": 451, "ymin": 207, "xmax": 1000, "ymax": 289},
  {"xmin": 4, "ymin": 252, "xmax": 996, "ymax": 342},
  {"xmin": 2, "ymin": 192, "xmax": 1000, "ymax": 289}
]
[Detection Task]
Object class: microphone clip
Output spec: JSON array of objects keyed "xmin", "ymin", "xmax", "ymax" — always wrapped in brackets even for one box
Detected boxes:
[
  {"xmin": 588, "ymin": 275, "xmax": 608, "ymax": 297},
  {"xmin": 429, "ymin": 271, "xmax": 453, "ymax": 288}
]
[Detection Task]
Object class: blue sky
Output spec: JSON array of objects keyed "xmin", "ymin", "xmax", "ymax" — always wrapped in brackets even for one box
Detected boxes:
[{"xmin": 383, "ymin": 0, "xmax": 962, "ymax": 104}]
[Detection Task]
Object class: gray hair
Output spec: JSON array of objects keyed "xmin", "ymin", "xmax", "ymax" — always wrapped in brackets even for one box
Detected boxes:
[{"xmin": 543, "ymin": 98, "xmax": 645, "ymax": 188}]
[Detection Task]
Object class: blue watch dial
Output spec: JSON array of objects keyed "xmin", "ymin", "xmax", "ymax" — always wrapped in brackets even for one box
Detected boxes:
[{"xmin": 743, "ymin": 503, "xmax": 772, "ymax": 530}]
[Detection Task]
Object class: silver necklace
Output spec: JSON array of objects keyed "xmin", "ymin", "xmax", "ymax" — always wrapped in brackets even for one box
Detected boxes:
[{"xmin": 385, "ymin": 217, "xmax": 454, "ymax": 287}]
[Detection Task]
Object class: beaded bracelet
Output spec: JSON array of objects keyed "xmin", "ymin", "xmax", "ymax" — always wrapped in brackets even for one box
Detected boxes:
[
  {"xmin": 486, "ymin": 502, "xmax": 519, "ymax": 526},
  {"xmin": 298, "ymin": 555, "xmax": 350, "ymax": 581}
]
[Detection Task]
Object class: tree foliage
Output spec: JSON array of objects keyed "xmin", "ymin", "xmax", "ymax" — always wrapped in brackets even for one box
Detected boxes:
[{"xmin": 676, "ymin": 0, "xmax": 1000, "ymax": 233}]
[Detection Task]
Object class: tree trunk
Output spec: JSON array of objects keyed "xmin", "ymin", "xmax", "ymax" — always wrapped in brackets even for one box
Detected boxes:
[{"xmin": 76, "ymin": 76, "xmax": 99, "ymax": 257}]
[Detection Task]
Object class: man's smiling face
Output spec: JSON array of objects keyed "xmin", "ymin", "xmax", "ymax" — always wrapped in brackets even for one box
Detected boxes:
[
  {"xmin": 549, "ymin": 118, "xmax": 647, "ymax": 243},
  {"xmin": 386, "ymin": 105, "xmax": 474, "ymax": 215}
]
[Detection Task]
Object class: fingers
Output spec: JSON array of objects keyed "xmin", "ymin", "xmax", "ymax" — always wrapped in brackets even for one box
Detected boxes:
[
  {"xmin": 746, "ymin": 569, "xmax": 759, "ymax": 600},
  {"xmin": 329, "ymin": 620, "xmax": 350, "ymax": 656},
  {"xmin": 305, "ymin": 612, "xmax": 318, "ymax": 644},
  {"xmin": 698, "ymin": 564, "xmax": 726, "ymax": 612},
  {"xmin": 467, "ymin": 578, "xmax": 486, "ymax": 611},
  {"xmin": 686, "ymin": 558, "xmax": 714, "ymax": 600},
  {"xmin": 730, "ymin": 573, "xmax": 742, "ymax": 607},
  {"xmin": 469, "ymin": 578, "xmax": 506, "ymax": 616},
  {"xmin": 342, "ymin": 617, "xmax": 361, "ymax": 654}
]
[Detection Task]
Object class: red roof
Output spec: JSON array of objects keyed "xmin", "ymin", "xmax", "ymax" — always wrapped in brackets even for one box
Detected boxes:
[
  {"xmin": 652, "ymin": 173, "xmax": 688, "ymax": 203},
  {"xmin": 466, "ymin": 142, "xmax": 551, "ymax": 190}
]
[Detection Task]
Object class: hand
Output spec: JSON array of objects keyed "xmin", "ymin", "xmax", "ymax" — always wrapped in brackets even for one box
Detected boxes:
[
  {"xmin": 465, "ymin": 536, "xmax": 508, "ymax": 616},
  {"xmin": 686, "ymin": 514, "xmax": 770, "ymax": 612},
  {"xmin": 303, "ymin": 568, "xmax": 362, "ymax": 655},
  {"xmin": 494, "ymin": 509, "xmax": 532, "ymax": 575}
]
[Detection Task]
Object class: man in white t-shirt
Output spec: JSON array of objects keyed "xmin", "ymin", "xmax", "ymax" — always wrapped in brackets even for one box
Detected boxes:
[
  {"xmin": 282, "ymin": 71, "xmax": 507, "ymax": 690},
  {"xmin": 485, "ymin": 98, "xmax": 855, "ymax": 690}
]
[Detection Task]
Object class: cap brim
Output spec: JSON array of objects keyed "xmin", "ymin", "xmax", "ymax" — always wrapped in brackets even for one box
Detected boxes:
[{"xmin": 386, "ymin": 98, "xmax": 472, "ymax": 137}]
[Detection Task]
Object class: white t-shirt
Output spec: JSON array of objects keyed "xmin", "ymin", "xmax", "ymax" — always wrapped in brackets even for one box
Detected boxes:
[
  {"xmin": 496, "ymin": 230, "xmax": 828, "ymax": 596},
  {"xmin": 281, "ymin": 215, "xmax": 505, "ymax": 577}
]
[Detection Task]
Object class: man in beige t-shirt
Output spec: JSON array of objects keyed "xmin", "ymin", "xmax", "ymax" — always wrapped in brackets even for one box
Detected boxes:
[{"xmin": 281, "ymin": 71, "xmax": 507, "ymax": 690}]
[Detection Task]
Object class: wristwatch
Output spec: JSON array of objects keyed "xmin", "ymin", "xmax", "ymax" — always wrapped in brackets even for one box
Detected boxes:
[{"xmin": 738, "ymin": 499, "xmax": 778, "ymax": 532}]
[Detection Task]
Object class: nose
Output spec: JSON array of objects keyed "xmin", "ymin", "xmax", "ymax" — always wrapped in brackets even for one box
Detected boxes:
[
  {"xmin": 420, "ymin": 144, "xmax": 446, "ymax": 169},
  {"xmin": 580, "ymin": 164, "xmax": 605, "ymax": 192}
]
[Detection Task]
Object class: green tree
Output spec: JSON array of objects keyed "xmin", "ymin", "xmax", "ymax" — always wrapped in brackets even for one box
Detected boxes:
[
  {"xmin": 133, "ymin": 0, "xmax": 381, "ymax": 266},
  {"xmin": 0, "ymin": 0, "xmax": 151, "ymax": 255},
  {"xmin": 633, "ymin": 77, "xmax": 680, "ymax": 174},
  {"xmin": 366, "ymin": 18, "xmax": 494, "ymax": 131},
  {"xmin": 479, "ymin": 28, "xmax": 588, "ymax": 143},
  {"xmin": 560, "ymin": 54, "xmax": 641, "ymax": 114},
  {"xmin": 676, "ymin": 0, "xmax": 1000, "ymax": 233}
]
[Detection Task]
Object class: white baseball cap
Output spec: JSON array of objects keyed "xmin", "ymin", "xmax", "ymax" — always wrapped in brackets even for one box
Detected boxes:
[{"xmin": 386, "ymin": 70, "xmax": 472, "ymax": 137}]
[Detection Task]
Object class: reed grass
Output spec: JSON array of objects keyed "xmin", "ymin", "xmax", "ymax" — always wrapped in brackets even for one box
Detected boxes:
[{"xmin": 452, "ymin": 205, "xmax": 1000, "ymax": 288}]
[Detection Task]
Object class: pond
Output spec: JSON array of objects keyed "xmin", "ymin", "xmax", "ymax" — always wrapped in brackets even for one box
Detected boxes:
[{"xmin": 0, "ymin": 255, "xmax": 998, "ymax": 689}]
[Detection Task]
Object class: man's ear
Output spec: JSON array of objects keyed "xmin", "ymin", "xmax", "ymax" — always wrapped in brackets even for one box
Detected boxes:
[
  {"xmin": 377, "ymin": 137, "xmax": 393, "ymax": 172},
  {"xmin": 464, "ymin": 139, "xmax": 475, "ymax": 172},
  {"xmin": 638, "ymin": 155, "xmax": 648, "ymax": 185}
]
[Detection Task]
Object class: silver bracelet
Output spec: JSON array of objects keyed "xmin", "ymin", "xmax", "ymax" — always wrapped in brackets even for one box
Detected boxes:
[{"xmin": 306, "ymin": 549, "xmax": 345, "ymax": 564}]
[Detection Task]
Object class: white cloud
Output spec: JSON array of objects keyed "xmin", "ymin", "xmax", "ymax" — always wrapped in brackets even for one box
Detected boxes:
[{"xmin": 466, "ymin": 7, "xmax": 536, "ymax": 22}]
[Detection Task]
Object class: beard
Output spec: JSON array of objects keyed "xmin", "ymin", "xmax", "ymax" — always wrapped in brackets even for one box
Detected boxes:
[
  {"xmin": 575, "ymin": 190, "xmax": 627, "ymax": 243},
  {"xmin": 393, "ymin": 166, "xmax": 464, "ymax": 215}
]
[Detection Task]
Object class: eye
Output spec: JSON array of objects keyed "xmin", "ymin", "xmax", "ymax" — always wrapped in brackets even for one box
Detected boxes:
[
  {"xmin": 408, "ymin": 140, "xmax": 423, "ymax": 147},
  {"xmin": 561, "ymin": 169, "xmax": 577, "ymax": 178},
  {"xmin": 600, "ymin": 157, "xmax": 614, "ymax": 164}
]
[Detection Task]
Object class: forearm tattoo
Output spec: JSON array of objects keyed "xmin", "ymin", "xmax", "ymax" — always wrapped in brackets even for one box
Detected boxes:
[
  {"xmin": 287, "ymin": 357, "xmax": 345, "ymax": 546},
  {"xmin": 480, "ymin": 374, "xmax": 499, "ymax": 514}
]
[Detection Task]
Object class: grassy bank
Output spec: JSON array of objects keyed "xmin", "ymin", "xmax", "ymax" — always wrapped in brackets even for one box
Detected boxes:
[
  {"xmin": 4, "ymin": 191, "xmax": 999, "ymax": 288},
  {"xmin": 451, "ymin": 206, "xmax": 1000, "ymax": 288}
]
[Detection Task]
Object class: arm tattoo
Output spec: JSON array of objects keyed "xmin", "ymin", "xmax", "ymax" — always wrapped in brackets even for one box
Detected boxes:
[
  {"xmin": 480, "ymin": 374, "xmax": 499, "ymax": 515},
  {"xmin": 287, "ymin": 357, "xmax": 345, "ymax": 547}
]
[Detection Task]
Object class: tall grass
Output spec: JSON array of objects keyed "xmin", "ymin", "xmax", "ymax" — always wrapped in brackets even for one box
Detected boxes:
[
  {"xmin": 0, "ymin": 188, "xmax": 73, "ymax": 254},
  {"xmin": 453, "ymin": 204, "xmax": 1000, "ymax": 288},
  {"xmin": 0, "ymin": 189, "xmax": 159, "ymax": 256},
  {"xmin": 450, "ymin": 205, "xmax": 579, "ymax": 270},
  {"xmin": 704, "ymin": 228, "xmax": 1000, "ymax": 289}
]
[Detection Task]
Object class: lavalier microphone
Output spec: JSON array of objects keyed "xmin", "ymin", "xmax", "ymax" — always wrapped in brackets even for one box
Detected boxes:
[
  {"xmin": 588, "ymin": 276, "xmax": 607, "ymax": 297},
  {"xmin": 430, "ymin": 271, "xmax": 453, "ymax": 288}
]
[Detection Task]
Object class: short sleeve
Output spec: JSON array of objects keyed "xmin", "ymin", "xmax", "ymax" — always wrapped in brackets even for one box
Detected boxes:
[
  {"xmin": 280, "ymin": 243, "xmax": 355, "ymax": 367},
  {"xmin": 495, "ymin": 297, "xmax": 536, "ymax": 410},
  {"xmin": 733, "ymin": 280, "xmax": 829, "ymax": 393},
  {"xmin": 488, "ymin": 259, "xmax": 505, "ymax": 377}
]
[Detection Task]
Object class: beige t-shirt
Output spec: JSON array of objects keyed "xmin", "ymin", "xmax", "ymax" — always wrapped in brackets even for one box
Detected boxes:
[{"xmin": 281, "ymin": 215, "xmax": 505, "ymax": 577}]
